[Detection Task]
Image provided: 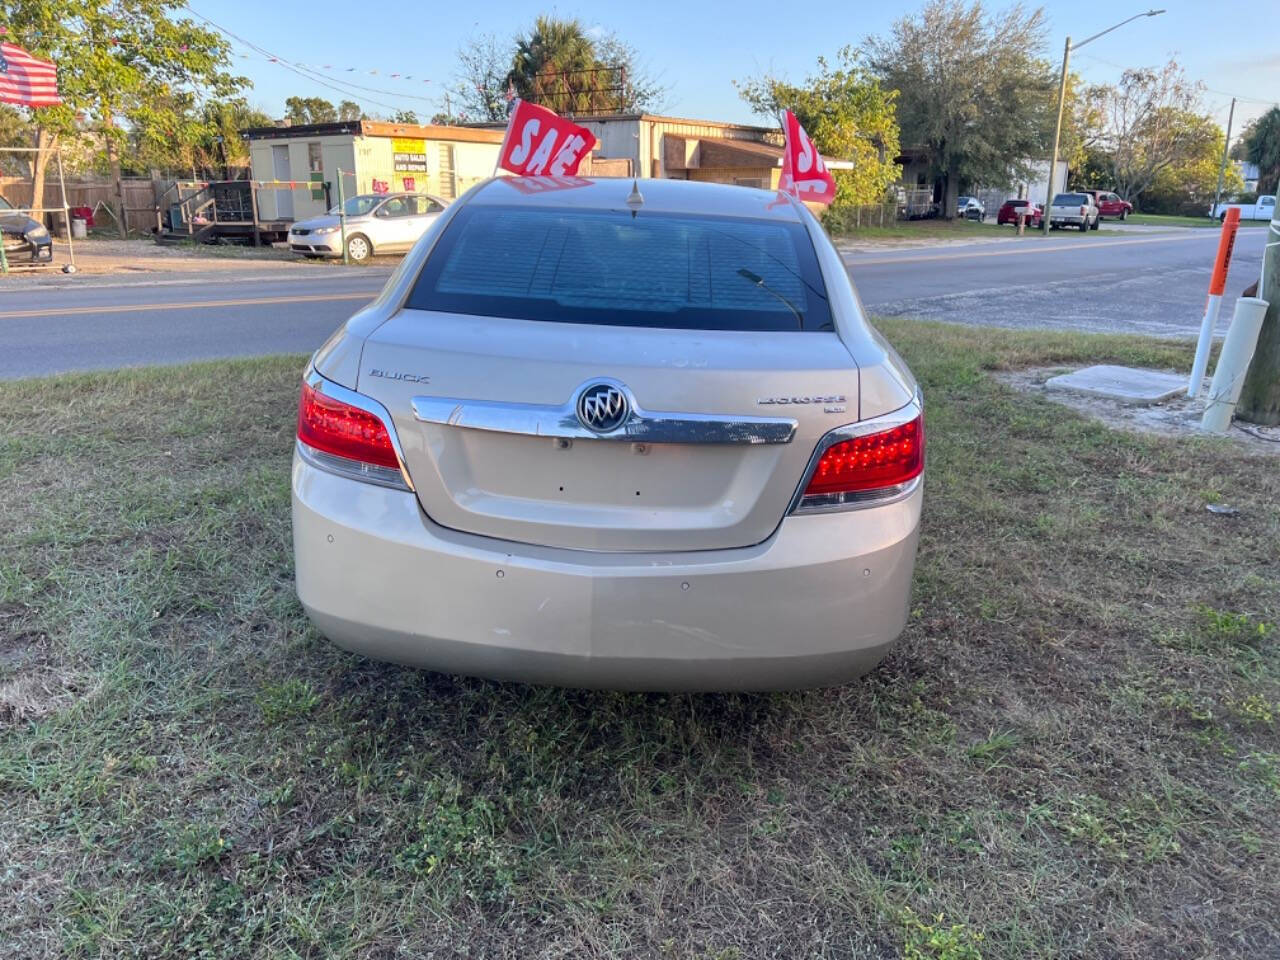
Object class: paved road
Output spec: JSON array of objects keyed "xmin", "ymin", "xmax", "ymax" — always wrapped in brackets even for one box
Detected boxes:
[
  {"xmin": 0, "ymin": 226, "xmax": 1268, "ymax": 379},
  {"xmin": 850, "ymin": 226, "xmax": 1266, "ymax": 339}
]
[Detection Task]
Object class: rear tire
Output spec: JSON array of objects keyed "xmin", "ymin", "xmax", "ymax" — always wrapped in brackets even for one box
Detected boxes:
[
  {"xmin": 1119, "ymin": 210, "xmax": 1128, "ymax": 221},
  {"xmin": 1090, "ymin": 216, "xmax": 1100, "ymax": 231}
]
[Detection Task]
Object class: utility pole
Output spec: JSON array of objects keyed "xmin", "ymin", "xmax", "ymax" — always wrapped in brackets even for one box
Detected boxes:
[
  {"xmin": 1042, "ymin": 10, "xmax": 1165, "ymax": 236},
  {"xmin": 1212, "ymin": 98, "xmax": 1236, "ymax": 221},
  {"xmin": 1236, "ymin": 217, "xmax": 1280, "ymax": 425},
  {"xmin": 1042, "ymin": 36, "xmax": 1071, "ymax": 235}
]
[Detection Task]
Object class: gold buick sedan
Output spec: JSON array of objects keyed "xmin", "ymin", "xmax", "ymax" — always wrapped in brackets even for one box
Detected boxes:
[{"xmin": 292, "ymin": 177, "xmax": 923, "ymax": 691}]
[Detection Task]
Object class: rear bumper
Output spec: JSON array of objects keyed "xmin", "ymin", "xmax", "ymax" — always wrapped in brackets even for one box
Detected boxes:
[{"xmin": 292, "ymin": 453, "xmax": 922, "ymax": 691}]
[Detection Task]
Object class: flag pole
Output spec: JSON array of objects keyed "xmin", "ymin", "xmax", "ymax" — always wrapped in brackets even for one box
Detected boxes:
[
  {"xmin": 493, "ymin": 99, "xmax": 519, "ymax": 177},
  {"xmin": 56, "ymin": 145, "xmax": 77, "ymax": 273}
]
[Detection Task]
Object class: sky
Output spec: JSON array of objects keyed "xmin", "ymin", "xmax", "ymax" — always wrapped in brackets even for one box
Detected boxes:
[{"xmin": 194, "ymin": 0, "xmax": 1279, "ymax": 143}]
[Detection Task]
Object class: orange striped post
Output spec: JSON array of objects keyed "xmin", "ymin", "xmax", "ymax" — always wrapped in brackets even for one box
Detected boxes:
[{"xmin": 1189, "ymin": 207, "xmax": 1241, "ymax": 397}]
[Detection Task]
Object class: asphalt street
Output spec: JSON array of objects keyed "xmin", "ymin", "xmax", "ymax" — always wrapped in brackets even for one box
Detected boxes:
[{"xmin": 0, "ymin": 226, "xmax": 1268, "ymax": 379}]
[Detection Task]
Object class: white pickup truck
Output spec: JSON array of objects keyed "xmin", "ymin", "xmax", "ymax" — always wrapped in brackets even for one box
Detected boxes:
[
  {"xmin": 1049, "ymin": 192, "xmax": 1099, "ymax": 231},
  {"xmin": 1210, "ymin": 195, "xmax": 1276, "ymax": 221}
]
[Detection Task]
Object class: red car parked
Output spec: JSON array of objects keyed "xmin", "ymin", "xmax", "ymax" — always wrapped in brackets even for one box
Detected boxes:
[
  {"xmin": 996, "ymin": 199, "xmax": 1042, "ymax": 227},
  {"xmin": 1084, "ymin": 190, "xmax": 1132, "ymax": 220}
]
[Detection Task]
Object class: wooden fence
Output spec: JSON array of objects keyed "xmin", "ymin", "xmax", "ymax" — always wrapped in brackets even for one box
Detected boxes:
[{"xmin": 0, "ymin": 175, "xmax": 175, "ymax": 233}]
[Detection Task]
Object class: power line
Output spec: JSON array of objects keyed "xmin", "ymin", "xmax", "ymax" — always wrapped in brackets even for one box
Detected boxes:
[
  {"xmin": 1073, "ymin": 51, "xmax": 1278, "ymax": 107},
  {"xmin": 182, "ymin": 5, "xmax": 439, "ymax": 110},
  {"xmin": 5, "ymin": 22, "xmax": 438, "ymax": 94},
  {"xmin": 184, "ymin": 6, "xmax": 435, "ymax": 107}
]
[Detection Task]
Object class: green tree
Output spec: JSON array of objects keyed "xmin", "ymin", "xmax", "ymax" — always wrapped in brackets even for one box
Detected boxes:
[
  {"xmin": 125, "ymin": 87, "xmax": 204, "ymax": 176},
  {"xmin": 0, "ymin": 106, "xmax": 34, "ymax": 176},
  {"xmin": 3, "ymin": 0, "xmax": 241, "ymax": 236},
  {"xmin": 389, "ymin": 110, "xmax": 419, "ymax": 124},
  {"xmin": 196, "ymin": 98, "xmax": 272, "ymax": 175},
  {"xmin": 508, "ymin": 16, "xmax": 597, "ymax": 113},
  {"xmin": 503, "ymin": 16, "xmax": 662, "ymax": 116},
  {"xmin": 337, "ymin": 100, "xmax": 364, "ymax": 122},
  {"xmin": 1086, "ymin": 60, "xmax": 1213, "ymax": 205},
  {"xmin": 456, "ymin": 23, "xmax": 663, "ymax": 122},
  {"xmin": 1242, "ymin": 106, "xmax": 1280, "ymax": 195},
  {"xmin": 454, "ymin": 33, "xmax": 513, "ymax": 122},
  {"xmin": 1060, "ymin": 70, "xmax": 1104, "ymax": 173},
  {"xmin": 284, "ymin": 96, "xmax": 337, "ymax": 125},
  {"xmin": 1140, "ymin": 117, "xmax": 1241, "ymax": 214},
  {"xmin": 861, "ymin": 0, "xmax": 1054, "ymax": 218},
  {"xmin": 737, "ymin": 47, "xmax": 901, "ymax": 209},
  {"xmin": 593, "ymin": 32, "xmax": 666, "ymax": 112}
]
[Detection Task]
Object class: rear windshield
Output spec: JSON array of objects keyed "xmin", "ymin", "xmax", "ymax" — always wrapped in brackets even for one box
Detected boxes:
[
  {"xmin": 1054, "ymin": 193, "xmax": 1089, "ymax": 205},
  {"xmin": 405, "ymin": 205, "xmax": 833, "ymax": 332}
]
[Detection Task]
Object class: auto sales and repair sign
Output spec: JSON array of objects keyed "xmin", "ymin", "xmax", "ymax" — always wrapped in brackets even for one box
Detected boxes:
[{"xmin": 392, "ymin": 138, "xmax": 428, "ymax": 173}]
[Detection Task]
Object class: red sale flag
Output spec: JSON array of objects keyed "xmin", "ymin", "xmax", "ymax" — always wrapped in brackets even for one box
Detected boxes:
[
  {"xmin": 497, "ymin": 100, "xmax": 597, "ymax": 177},
  {"xmin": 502, "ymin": 174, "xmax": 593, "ymax": 196},
  {"xmin": 778, "ymin": 110, "xmax": 836, "ymax": 206},
  {"xmin": 0, "ymin": 41, "xmax": 62, "ymax": 107}
]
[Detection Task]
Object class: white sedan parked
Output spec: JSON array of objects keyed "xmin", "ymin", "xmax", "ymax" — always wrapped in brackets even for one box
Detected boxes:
[
  {"xmin": 288, "ymin": 192, "xmax": 448, "ymax": 262},
  {"xmin": 292, "ymin": 177, "xmax": 924, "ymax": 690}
]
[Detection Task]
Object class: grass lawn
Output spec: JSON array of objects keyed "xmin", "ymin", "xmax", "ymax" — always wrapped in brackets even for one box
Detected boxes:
[
  {"xmin": 1126, "ymin": 213, "xmax": 1273, "ymax": 229},
  {"xmin": 3, "ymin": 322, "xmax": 1279, "ymax": 958}
]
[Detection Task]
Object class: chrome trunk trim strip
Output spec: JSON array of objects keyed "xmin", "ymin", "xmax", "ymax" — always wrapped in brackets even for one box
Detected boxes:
[{"xmin": 412, "ymin": 380, "xmax": 797, "ymax": 445}]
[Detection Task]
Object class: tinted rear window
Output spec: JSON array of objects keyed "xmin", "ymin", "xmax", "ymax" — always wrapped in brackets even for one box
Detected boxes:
[
  {"xmin": 405, "ymin": 204, "xmax": 833, "ymax": 332},
  {"xmin": 1054, "ymin": 193, "xmax": 1088, "ymax": 205}
]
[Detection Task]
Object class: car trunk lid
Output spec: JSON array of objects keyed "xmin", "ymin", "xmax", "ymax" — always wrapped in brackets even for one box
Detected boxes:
[{"xmin": 358, "ymin": 310, "xmax": 859, "ymax": 552}]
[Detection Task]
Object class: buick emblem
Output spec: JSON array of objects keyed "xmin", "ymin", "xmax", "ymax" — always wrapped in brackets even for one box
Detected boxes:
[{"xmin": 576, "ymin": 382, "xmax": 630, "ymax": 433}]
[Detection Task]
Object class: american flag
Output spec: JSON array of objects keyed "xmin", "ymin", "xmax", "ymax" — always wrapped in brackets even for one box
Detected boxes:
[{"xmin": 0, "ymin": 42, "xmax": 62, "ymax": 107}]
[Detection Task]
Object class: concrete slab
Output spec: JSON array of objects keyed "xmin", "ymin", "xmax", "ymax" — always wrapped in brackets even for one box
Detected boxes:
[{"xmin": 1044, "ymin": 365, "xmax": 1187, "ymax": 406}]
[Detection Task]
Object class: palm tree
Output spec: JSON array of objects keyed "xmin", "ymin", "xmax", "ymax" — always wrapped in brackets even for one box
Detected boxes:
[{"xmin": 507, "ymin": 16, "xmax": 610, "ymax": 115}]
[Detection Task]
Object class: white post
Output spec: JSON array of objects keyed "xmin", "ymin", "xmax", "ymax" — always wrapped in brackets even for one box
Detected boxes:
[
  {"xmin": 1188, "ymin": 294, "xmax": 1223, "ymax": 397},
  {"xmin": 56, "ymin": 145, "xmax": 77, "ymax": 274},
  {"xmin": 1189, "ymin": 208, "xmax": 1241, "ymax": 397},
  {"xmin": 1201, "ymin": 297, "xmax": 1271, "ymax": 433}
]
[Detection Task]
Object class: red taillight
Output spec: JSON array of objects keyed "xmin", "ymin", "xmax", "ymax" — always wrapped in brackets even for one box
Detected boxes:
[
  {"xmin": 297, "ymin": 380, "xmax": 400, "ymax": 470},
  {"xmin": 1080, "ymin": 205, "xmax": 1088, "ymax": 216},
  {"xmin": 802, "ymin": 414, "xmax": 924, "ymax": 498}
]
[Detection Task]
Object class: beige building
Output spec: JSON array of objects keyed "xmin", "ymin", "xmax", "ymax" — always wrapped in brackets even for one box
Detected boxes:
[
  {"xmin": 243, "ymin": 113, "xmax": 847, "ymax": 223},
  {"xmin": 572, "ymin": 113, "xmax": 850, "ymax": 188},
  {"xmin": 243, "ymin": 120, "xmax": 506, "ymax": 221}
]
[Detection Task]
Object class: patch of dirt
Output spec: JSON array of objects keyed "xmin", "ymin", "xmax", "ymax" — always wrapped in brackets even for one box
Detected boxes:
[
  {"xmin": 0, "ymin": 613, "xmax": 78, "ymax": 726},
  {"xmin": 0, "ymin": 630, "xmax": 44, "ymax": 669},
  {"xmin": 836, "ymin": 232, "xmax": 1016, "ymax": 253},
  {"xmin": 0, "ymin": 670, "xmax": 81, "ymax": 725},
  {"xmin": 1000, "ymin": 365, "xmax": 1280, "ymax": 455}
]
